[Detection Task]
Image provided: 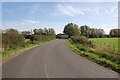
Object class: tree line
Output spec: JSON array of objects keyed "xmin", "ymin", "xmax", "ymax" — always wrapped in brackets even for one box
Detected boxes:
[
  {"xmin": 61, "ymin": 23, "xmax": 120, "ymax": 38},
  {"xmin": 2, "ymin": 28, "xmax": 56, "ymax": 50},
  {"xmin": 2, "ymin": 23, "xmax": 120, "ymax": 49}
]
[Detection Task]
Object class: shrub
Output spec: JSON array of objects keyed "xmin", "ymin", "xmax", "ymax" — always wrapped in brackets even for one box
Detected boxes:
[
  {"xmin": 32, "ymin": 35, "xmax": 56, "ymax": 42},
  {"xmin": 2, "ymin": 29, "xmax": 25, "ymax": 50},
  {"xmin": 70, "ymin": 36, "xmax": 93, "ymax": 47}
]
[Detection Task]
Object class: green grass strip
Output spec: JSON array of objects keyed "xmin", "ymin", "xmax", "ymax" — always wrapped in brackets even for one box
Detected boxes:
[{"xmin": 66, "ymin": 40, "xmax": 120, "ymax": 73}]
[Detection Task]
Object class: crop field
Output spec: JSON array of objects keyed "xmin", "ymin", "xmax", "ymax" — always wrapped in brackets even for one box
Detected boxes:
[{"xmin": 89, "ymin": 38, "xmax": 120, "ymax": 51}]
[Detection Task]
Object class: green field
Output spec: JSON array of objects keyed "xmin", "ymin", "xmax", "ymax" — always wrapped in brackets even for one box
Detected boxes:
[{"xmin": 89, "ymin": 38, "xmax": 119, "ymax": 51}]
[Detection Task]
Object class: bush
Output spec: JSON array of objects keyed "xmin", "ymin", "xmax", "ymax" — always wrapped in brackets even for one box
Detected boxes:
[
  {"xmin": 2, "ymin": 29, "xmax": 25, "ymax": 49},
  {"xmin": 32, "ymin": 35, "xmax": 56, "ymax": 42},
  {"xmin": 70, "ymin": 36, "xmax": 93, "ymax": 47}
]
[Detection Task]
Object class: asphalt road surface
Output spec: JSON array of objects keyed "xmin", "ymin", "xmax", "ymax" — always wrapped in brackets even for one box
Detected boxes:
[{"xmin": 2, "ymin": 40, "xmax": 118, "ymax": 78}]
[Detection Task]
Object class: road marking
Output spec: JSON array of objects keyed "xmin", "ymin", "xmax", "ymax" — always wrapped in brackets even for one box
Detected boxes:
[{"xmin": 44, "ymin": 64, "xmax": 49, "ymax": 78}]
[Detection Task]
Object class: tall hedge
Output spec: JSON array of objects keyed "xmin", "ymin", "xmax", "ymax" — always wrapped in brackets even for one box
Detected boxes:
[{"xmin": 2, "ymin": 29, "xmax": 25, "ymax": 49}]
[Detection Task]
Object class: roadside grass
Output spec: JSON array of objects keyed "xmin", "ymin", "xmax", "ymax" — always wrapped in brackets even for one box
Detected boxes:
[
  {"xmin": 66, "ymin": 39, "xmax": 120, "ymax": 73},
  {"xmin": 1, "ymin": 39, "xmax": 57, "ymax": 61},
  {"xmin": 0, "ymin": 51, "xmax": 1, "ymax": 62}
]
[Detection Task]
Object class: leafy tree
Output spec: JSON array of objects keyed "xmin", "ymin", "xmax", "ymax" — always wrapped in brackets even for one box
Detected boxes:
[
  {"xmin": 48, "ymin": 28, "xmax": 56, "ymax": 35},
  {"xmin": 22, "ymin": 31, "xmax": 31, "ymax": 36},
  {"xmin": 97, "ymin": 28, "xmax": 104, "ymax": 38},
  {"xmin": 33, "ymin": 28, "xmax": 44, "ymax": 35},
  {"xmin": 22, "ymin": 30, "xmax": 32, "ymax": 39},
  {"xmin": 80, "ymin": 25, "xmax": 91, "ymax": 37},
  {"xmin": 89, "ymin": 28, "xmax": 96, "ymax": 38},
  {"xmin": 33, "ymin": 29, "xmax": 40, "ymax": 35},
  {"xmin": 39, "ymin": 28, "xmax": 44, "ymax": 35},
  {"xmin": 33, "ymin": 28, "xmax": 56, "ymax": 35},
  {"xmin": 31, "ymin": 28, "xmax": 56, "ymax": 42},
  {"xmin": 43, "ymin": 28, "xmax": 49, "ymax": 35},
  {"xmin": 80, "ymin": 25, "xmax": 104, "ymax": 38},
  {"xmin": 63, "ymin": 23, "xmax": 80, "ymax": 37}
]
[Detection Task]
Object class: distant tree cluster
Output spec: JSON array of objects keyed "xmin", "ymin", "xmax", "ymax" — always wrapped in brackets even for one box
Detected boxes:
[
  {"xmin": 2, "ymin": 28, "xmax": 56, "ymax": 50},
  {"xmin": 109, "ymin": 29, "xmax": 120, "ymax": 37},
  {"xmin": 33, "ymin": 28, "xmax": 55, "ymax": 35},
  {"xmin": 63, "ymin": 23, "xmax": 119, "ymax": 38},
  {"xmin": 80, "ymin": 25, "xmax": 104, "ymax": 38}
]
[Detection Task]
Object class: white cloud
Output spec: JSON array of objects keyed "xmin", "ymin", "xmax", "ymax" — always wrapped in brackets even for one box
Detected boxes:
[
  {"xmin": 21, "ymin": 22, "xmax": 25, "ymax": 25},
  {"xmin": 94, "ymin": 7, "xmax": 100, "ymax": 15},
  {"xmin": 105, "ymin": 5, "xmax": 118, "ymax": 17},
  {"xmin": 25, "ymin": 20, "xmax": 40, "ymax": 24},
  {"xmin": 111, "ymin": 6, "xmax": 118, "ymax": 17},
  {"xmin": 110, "ymin": 6, "xmax": 117, "ymax": 13},
  {"xmin": 53, "ymin": 4, "xmax": 84, "ymax": 16},
  {"xmin": 53, "ymin": 4, "xmax": 118, "ymax": 16},
  {"xmin": 29, "ymin": 4, "xmax": 41, "ymax": 14}
]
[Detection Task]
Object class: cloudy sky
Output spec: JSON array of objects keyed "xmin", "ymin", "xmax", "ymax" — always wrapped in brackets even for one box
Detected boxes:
[{"xmin": 2, "ymin": 2, "xmax": 118, "ymax": 34}]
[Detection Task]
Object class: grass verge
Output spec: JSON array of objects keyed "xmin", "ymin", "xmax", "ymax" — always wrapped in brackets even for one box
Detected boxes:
[
  {"xmin": 1, "ymin": 39, "xmax": 57, "ymax": 62},
  {"xmin": 66, "ymin": 39, "xmax": 120, "ymax": 73}
]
